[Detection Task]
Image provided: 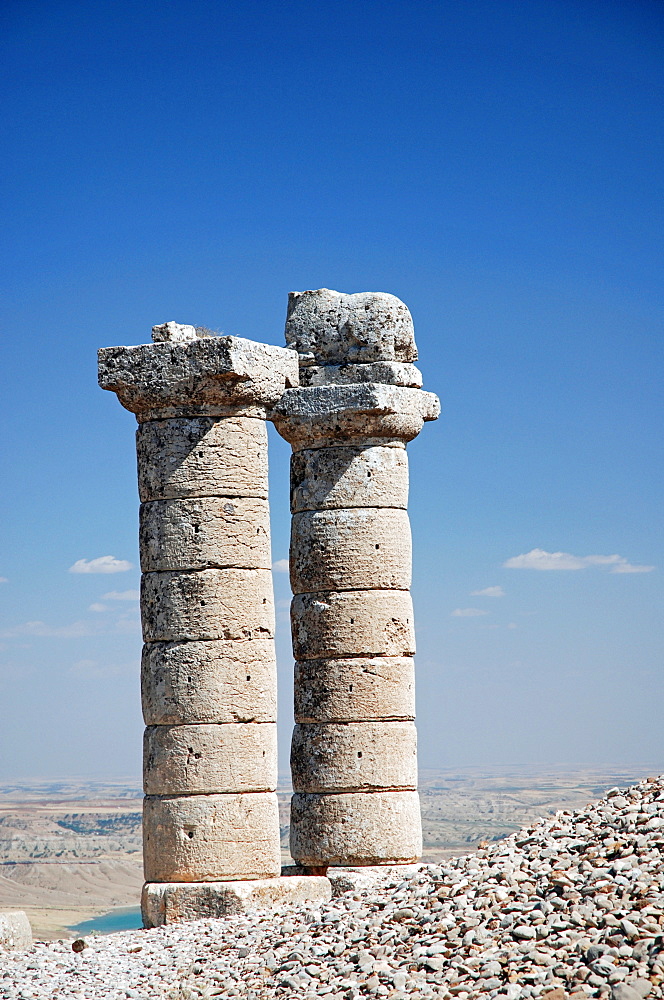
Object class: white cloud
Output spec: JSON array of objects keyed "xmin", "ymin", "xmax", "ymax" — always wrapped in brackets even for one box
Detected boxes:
[
  {"xmin": 69, "ymin": 555, "xmax": 133, "ymax": 574},
  {"xmin": 503, "ymin": 548, "xmax": 654, "ymax": 574},
  {"xmin": 89, "ymin": 603, "xmax": 108, "ymax": 613},
  {"xmin": 101, "ymin": 589, "xmax": 140, "ymax": 601},
  {"xmin": 272, "ymin": 559, "xmax": 289, "ymax": 573},
  {"xmin": 451, "ymin": 608, "xmax": 489, "ymax": 618},
  {"xmin": 470, "ymin": 586, "xmax": 505, "ymax": 597}
]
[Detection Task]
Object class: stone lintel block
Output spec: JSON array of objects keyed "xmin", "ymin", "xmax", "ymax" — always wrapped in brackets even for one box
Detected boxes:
[
  {"xmin": 290, "ymin": 790, "xmax": 422, "ymax": 866},
  {"xmin": 290, "ymin": 445, "xmax": 409, "ymax": 513},
  {"xmin": 290, "ymin": 508, "xmax": 412, "ymax": 594},
  {"xmin": 291, "ymin": 721, "xmax": 418, "ymax": 793},
  {"xmin": 143, "ymin": 792, "xmax": 281, "ymax": 882},
  {"xmin": 299, "ymin": 361, "xmax": 422, "ymax": 388},
  {"xmin": 140, "ymin": 496, "xmax": 271, "ymax": 573},
  {"xmin": 324, "ymin": 864, "xmax": 423, "ymax": 897},
  {"xmin": 285, "ymin": 289, "xmax": 417, "ymax": 366},
  {"xmin": 291, "ymin": 590, "xmax": 415, "ymax": 660},
  {"xmin": 272, "ymin": 384, "xmax": 440, "ymax": 450},
  {"xmin": 98, "ymin": 336, "xmax": 299, "ymax": 417},
  {"xmin": 141, "ymin": 876, "xmax": 332, "ymax": 927},
  {"xmin": 144, "ymin": 722, "xmax": 277, "ymax": 795},
  {"xmin": 294, "ymin": 656, "xmax": 415, "ymax": 723},
  {"xmin": 0, "ymin": 911, "xmax": 32, "ymax": 950},
  {"xmin": 141, "ymin": 568, "xmax": 274, "ymax": 643},
  {"xmin": 136, "ymin": 416, "xmax": 268, "ymax": 503},
  {"xmin": 142, "ymin": 639, "xmax": 277, "ymax": 725}
]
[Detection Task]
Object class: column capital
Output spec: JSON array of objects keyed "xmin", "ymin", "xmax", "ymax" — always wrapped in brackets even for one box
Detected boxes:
[
  {"xmin": 98, "ymin": 333, "xmax": 299, "ymax": 421},
  {"xmin": 271, "ymin": 383, "xmax": 440, "ymax": 450}
]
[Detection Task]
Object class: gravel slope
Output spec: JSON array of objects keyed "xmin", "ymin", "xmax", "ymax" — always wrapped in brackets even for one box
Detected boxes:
[{"xmin": 3, "ymin": 776, "xmax": 663, "ymax": 1000}]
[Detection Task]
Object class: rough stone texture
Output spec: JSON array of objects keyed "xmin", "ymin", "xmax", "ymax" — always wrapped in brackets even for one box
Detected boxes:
[
  {"xmin": 290, "ymin": 790, "xmax": 423, "ymax": 866},
  {"xmin": 139, "ymin": 496, "xmax": 271, "ymax": 573},
  {"xmin": 272, "ymin": 383, "xmax": 440, "ymax": 450},
  {"xmin": 99, "ymin": 335, "xmax": 299, "ymax": 418},
  {"xmin": 141, "ymin": 875, "xmax": 332, "ymax": 927},
  {"xmin": 151, "ymin": 321, "xmax": 198, "ymax": 343},
  {"xmin": 290, "ymin": 445, "xmax": 409, "ymax": 513},
  {"xmin": 143, "ymin": 793, "xmax": 281, "ymax": 882},
  {"xmin": 291, "ymin": 590, "xmax": 415, "ymax": 660},
  {"xmin": 141, "ymin": 568, "xmax": 274, "ymax": 643},
  {"xmin": 294, "ymin": 656, "xmax": 415, "ymax": 722},
  {"xmin": 144, "ymin": 723, "xmax": 277, "ymax": 796},
  {"xmin": 299, "ymin": 361, "xmax": 422, "ymax": 388},
  {"xmin": 141, "ymin": 639, "xmax": 277, "ymax": 726},
  {"xmin": 291, "ymin": 721, "xmax": 418, "ymax": 792},
  {"xmin": 136, "ymin": 416, "xmax": 269, "ymax": 503},
  {"xmin": 290, "ymin": 508, "xmax": 412, "ymax": 594},
  {"xmin": 324, "ymin": 864, "xmax": 422, "ymax": 897},
  {"xmin": 0, "ymin": 911, "xmax": 32, "ymax": 950},
  {"xmin": 284, "ymin": 289, "xmax": 417, "ymax": 365}
]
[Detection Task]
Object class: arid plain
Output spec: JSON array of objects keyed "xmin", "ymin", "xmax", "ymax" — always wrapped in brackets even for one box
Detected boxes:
[{"xmin": 0, "ymin": 766, "xmax": 656, "ymax": 940}]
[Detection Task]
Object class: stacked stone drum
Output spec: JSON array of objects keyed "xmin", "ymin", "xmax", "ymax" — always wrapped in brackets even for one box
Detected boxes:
[
  {"xmin": 98, "ymin": 323, "xmax": 299, "ymax": 917},
  {"xmin": 272, "ymin": 290, "xmax": 440, "ymax": 867}
]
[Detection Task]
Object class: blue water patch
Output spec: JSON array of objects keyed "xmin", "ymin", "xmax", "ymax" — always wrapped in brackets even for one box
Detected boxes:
[{"xmin": 69, "ymin": 907, "xmax": 143, "ymax": 935}]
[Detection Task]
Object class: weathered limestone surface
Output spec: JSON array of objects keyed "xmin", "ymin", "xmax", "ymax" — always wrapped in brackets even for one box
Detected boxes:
[
  {"xmin": 290, "ymin": 508, "xmax": 411, "ymax": 593},
  {"xmin": 142, "ymin": 639, "xmax": 276, "ymax": 725},
  {"xmin": 291, "ymin": 590, "xmax": 415, "ymax": 661},
  {"xmin": 299, "ymin": 361, "xmax": 422, "ymax": 388},
  {"xmin": 285, "ymin": 289, "xmax": 417, "ymax": 365},
  {"xmin": 272, "ymin": 383, "xmax": 439, "ymax": 450},
  {"xmin": 274, "ymin": 289, "xmax": 438, "ymax": 868},
  {"xmin": 144, "ymin": 723, "xmax": 277, "ymax": 795},
  {"xmin": 100, "ymin": 324, "xmax": 298, "ymax": 914},
  {"xmin": 294, "ymin": 656, "xmax": 415, "ymax": 723},
  {"xmin": 143, "ymin": 793, "xmax": 281, "ymax": 882},
  {"xmin": 0, "ymin": 911, "xmax": 32, "ymax": 951},
  {"xmin": 291, "ymin": 722, "xmax": 418, "ymax": 792},
  {"xmin": 141, "ymin": 568, "xmax": 275, "ymax": 643},
  {"xmin": 290, "ymin": 791, "xmax": 423, "ymax": 866},
  {"xmin": 139, "ymin": 496, "xmax": 271, "ymax": 572},
  {"xmin": 141, "ymin": 876, "xmax": 332, "ymax": 927},
  {"xmin": 136, "ymin": 416, "xmax": 269, "ymax": 502},
  {"xmin": 290, "ymin": 445, "xmax": 409, "ymax": 513},
  {"xmin": 99, "ymin": 334, "xmax": 298, "ymax": 419}
]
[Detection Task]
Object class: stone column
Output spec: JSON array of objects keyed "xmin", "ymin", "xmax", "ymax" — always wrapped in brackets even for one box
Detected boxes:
[
  {"xmin": 99, "ymin": 322, "xmax": 330, "ymax": 925},
  {"xmin": 272, "ymin": 291, "xmax": 440, "ymax": 868}
]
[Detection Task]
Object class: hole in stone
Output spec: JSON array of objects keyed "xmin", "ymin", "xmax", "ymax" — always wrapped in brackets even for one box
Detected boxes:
[
  {"xmin": 194, "ymin": 525, "xmax": 200, "ymax": 533},
  {"xmin": 187, "ymin": 676, "xmax": 192, "ymax": 683},
  {"xmin": 198, "ymin": 452, "xmax": 204, "ymax": 458},
  {"xmin": 375, "ymin": 544, "xmax": 380, "ymax": 549},
  {"xmin": 357, "ymin": 751, "xmax": 363, "ymax": 758},
  {"xmin": 263, "ymin": 598, "xmax": 267, "ymax": 604},
  {"xmin": 187, "ymin": 831, "xmax": 194, "ymax": 839},
  {"xmin": 194, "ymin": 752, "xmax": 201, "ymax": 759},
  {"xmin": 246, "ymin": 675, "xmax": 251, "ymax": 681},
  {"xmin": 256, "ymin": 528, "xmax": 260, "ymax": 534},
  {"xmin": 350, "ymin": 618, "xmax": 354, "ymax": 624},
  {"xmin": 200, "ymin": 600, "xmax": 206, "ymax": 606},
  {"xmin": 263, "ymin": 751, "xmax": 266, "ymax": 756}
]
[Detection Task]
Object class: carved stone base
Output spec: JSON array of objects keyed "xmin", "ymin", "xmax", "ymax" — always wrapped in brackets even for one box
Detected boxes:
[{"xmin": 141, "ymin": 875, "xmax": 332, "ymax": 927}]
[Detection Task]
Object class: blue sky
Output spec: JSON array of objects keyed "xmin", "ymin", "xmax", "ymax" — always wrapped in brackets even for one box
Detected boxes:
[{"xmin": 0, "ymin": 0, "xmax": 662, "ymax": 779}]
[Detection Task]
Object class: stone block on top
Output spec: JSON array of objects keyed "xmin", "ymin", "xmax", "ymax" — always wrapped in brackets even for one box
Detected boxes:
[
  {"xmin": 285, "ymin": 289, "xmax": 417, "ymax": 367},
  {"xmin": 98, "ymin": 324, "xmax": 299, "ymax": 419}
]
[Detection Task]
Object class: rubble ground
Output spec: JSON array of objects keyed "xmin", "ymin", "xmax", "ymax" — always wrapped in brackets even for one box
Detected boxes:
[{"xmin": 3, "ymin": 775, "xmax": 663, "ymax": 999}]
